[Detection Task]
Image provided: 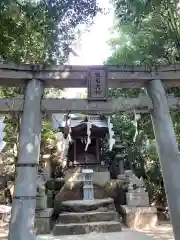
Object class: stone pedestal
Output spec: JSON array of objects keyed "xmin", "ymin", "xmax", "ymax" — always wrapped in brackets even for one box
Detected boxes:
[
  {"xmin": 119, "ymin": 205, "xmax": 158, "ymax": 229},
  {"xmin": 126, "ymin": 189, "xmax": 149, "ymax": 207},
  {"xmin": 54, "ymin": 166, "xmax": 111, "ymax": 203},
  {"xmin": 47, "ymin": 190, "xmax": 53, "ymax": 208},
  {"xmin": 35, "ymin": 180, "xmax": 52, "ymax": 235},
  {"xmin": 35, "ymin": 208, "xmax": 53, "ymax": 234},
  {"xmin": 36, "ymin": 195, "xmax": 47, "ymax": 210},
  {"xmin": 117, "ymin": 174, "xmax": 125, "ymax": 181}
]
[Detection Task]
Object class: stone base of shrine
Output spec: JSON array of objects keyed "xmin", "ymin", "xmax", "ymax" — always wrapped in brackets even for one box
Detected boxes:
[
  {"xmin": 64, "ymin": 166, "xmax": 110, "ymax": 187},
  {"xmin": 53, "ymin": 198, "xmax": 121, "ymax": 235},
  {"xmin": 35, "ymin": 208, "xmax": 53, "ymax": 235},
  {"xmin": 119, "ymin": 205, "xmax": 158, "ymax": 229}
]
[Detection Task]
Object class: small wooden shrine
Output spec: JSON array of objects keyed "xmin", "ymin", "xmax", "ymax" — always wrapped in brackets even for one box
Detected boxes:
[{"xmin": 58, "ymin": 115, "xmax": 109, "ymax": 167}]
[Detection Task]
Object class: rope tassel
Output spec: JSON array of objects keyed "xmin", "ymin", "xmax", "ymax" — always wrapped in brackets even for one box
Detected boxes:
[
  {"xmin": 108, "ymin": 116, "xmax": 115, "ymax": 151},
  {"xmin": 85, "ymin": 117, "xmax": 92, "ymax": 151}
]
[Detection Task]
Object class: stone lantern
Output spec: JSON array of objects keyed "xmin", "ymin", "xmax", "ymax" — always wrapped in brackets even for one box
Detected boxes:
[
  {"xmin": 114, "ymin": 137, "xmax": 127, "ymax": 180},
  {"xmin": 36, "ymin": 174, "xmax": 47, "ymax": 210}
]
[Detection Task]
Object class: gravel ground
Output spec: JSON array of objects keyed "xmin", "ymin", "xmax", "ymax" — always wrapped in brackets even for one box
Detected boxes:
[
  {"xmin": 0, "ymin": 221, "xmax": 174, "ymax": 240},
  {"xmin": 138, "ymin": 222, "xmax": 174, "ymax": 240}
]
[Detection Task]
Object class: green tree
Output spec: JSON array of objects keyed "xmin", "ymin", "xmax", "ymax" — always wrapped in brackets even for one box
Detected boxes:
[
  {"xmin": 105, "ymin": 0, "xmax": 180, "ymax": 206},
  {"xmin": 109, "ymin": 0, "xmax": 180, "ymax": 65},
  {"xmin": 0, "ymin": 0, "xmax": 100, "ymax": 63}
]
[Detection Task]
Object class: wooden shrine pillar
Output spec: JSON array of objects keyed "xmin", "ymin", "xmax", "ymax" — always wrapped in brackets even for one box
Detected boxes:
[
  {"xmin": 9, "ymin": 79, "xmax": 44, "ymax": 240},
  {"xmin": 146, "ymin": 79, "xmax": 180, "ymax": 240}
]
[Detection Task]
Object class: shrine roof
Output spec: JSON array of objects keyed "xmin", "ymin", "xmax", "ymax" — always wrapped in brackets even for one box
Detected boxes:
[
  {"xmin": 61, "ymin": 115, "xmax": 108, "ymax": 129},
  {"xmin": 51, "ymin": 114, "xmax": 108, "ymax": 130}
]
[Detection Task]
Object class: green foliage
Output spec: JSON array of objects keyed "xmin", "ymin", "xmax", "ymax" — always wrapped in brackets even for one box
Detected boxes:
[
  {"xmin": 109, "ymin": 0, "xmax": 180, "ymax": 65},
  {"xmin": 144, "ymin": 140, "xmax": 167, "ymax": 206},
  {"xmin": 108, "ymin": 94, "xmax": 165, "ymax": 204},
  {"xmin": 41, "ymin": 119, "xmax": 57, "ymax": 154},
  {"xmin": 0, "ymin": 88, "xmax": 22, "ymax": 162},
  {"xmin": 0, "ymin": 0, "xmax": 101, "ymax": 63}
]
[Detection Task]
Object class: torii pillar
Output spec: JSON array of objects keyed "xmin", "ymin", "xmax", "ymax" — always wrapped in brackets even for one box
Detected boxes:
[
  {"xmin": 8, "ymin": 79, "xmax": 44, "ymax": 240},
  {"xmin": 147, "ymin": 78, "xmax": 180, "ymax": 240}
]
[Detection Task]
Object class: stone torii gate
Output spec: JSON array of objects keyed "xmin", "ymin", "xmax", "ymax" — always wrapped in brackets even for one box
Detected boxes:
[{"xmin": 1, "ymin": 63, "xmax": 180, "ymax": 240}]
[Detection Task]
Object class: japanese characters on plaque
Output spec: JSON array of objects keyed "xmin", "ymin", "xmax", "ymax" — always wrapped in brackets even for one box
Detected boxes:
[{"xmin": 88, "ymin": 68, "xmax": 108, "ymax": 100}]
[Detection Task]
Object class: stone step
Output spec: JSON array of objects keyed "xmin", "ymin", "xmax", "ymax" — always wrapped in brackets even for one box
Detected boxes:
[
  {"xmin": 59, "ymin": 211, "xmax": 119, "ymax": 223},
  {"xmin": 53, "ymin": 221, "xmax": 121, "ymax": 235},
  {"xmin": 60, "ymin": 198, "xmax": 115, "ymax": 213}
]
